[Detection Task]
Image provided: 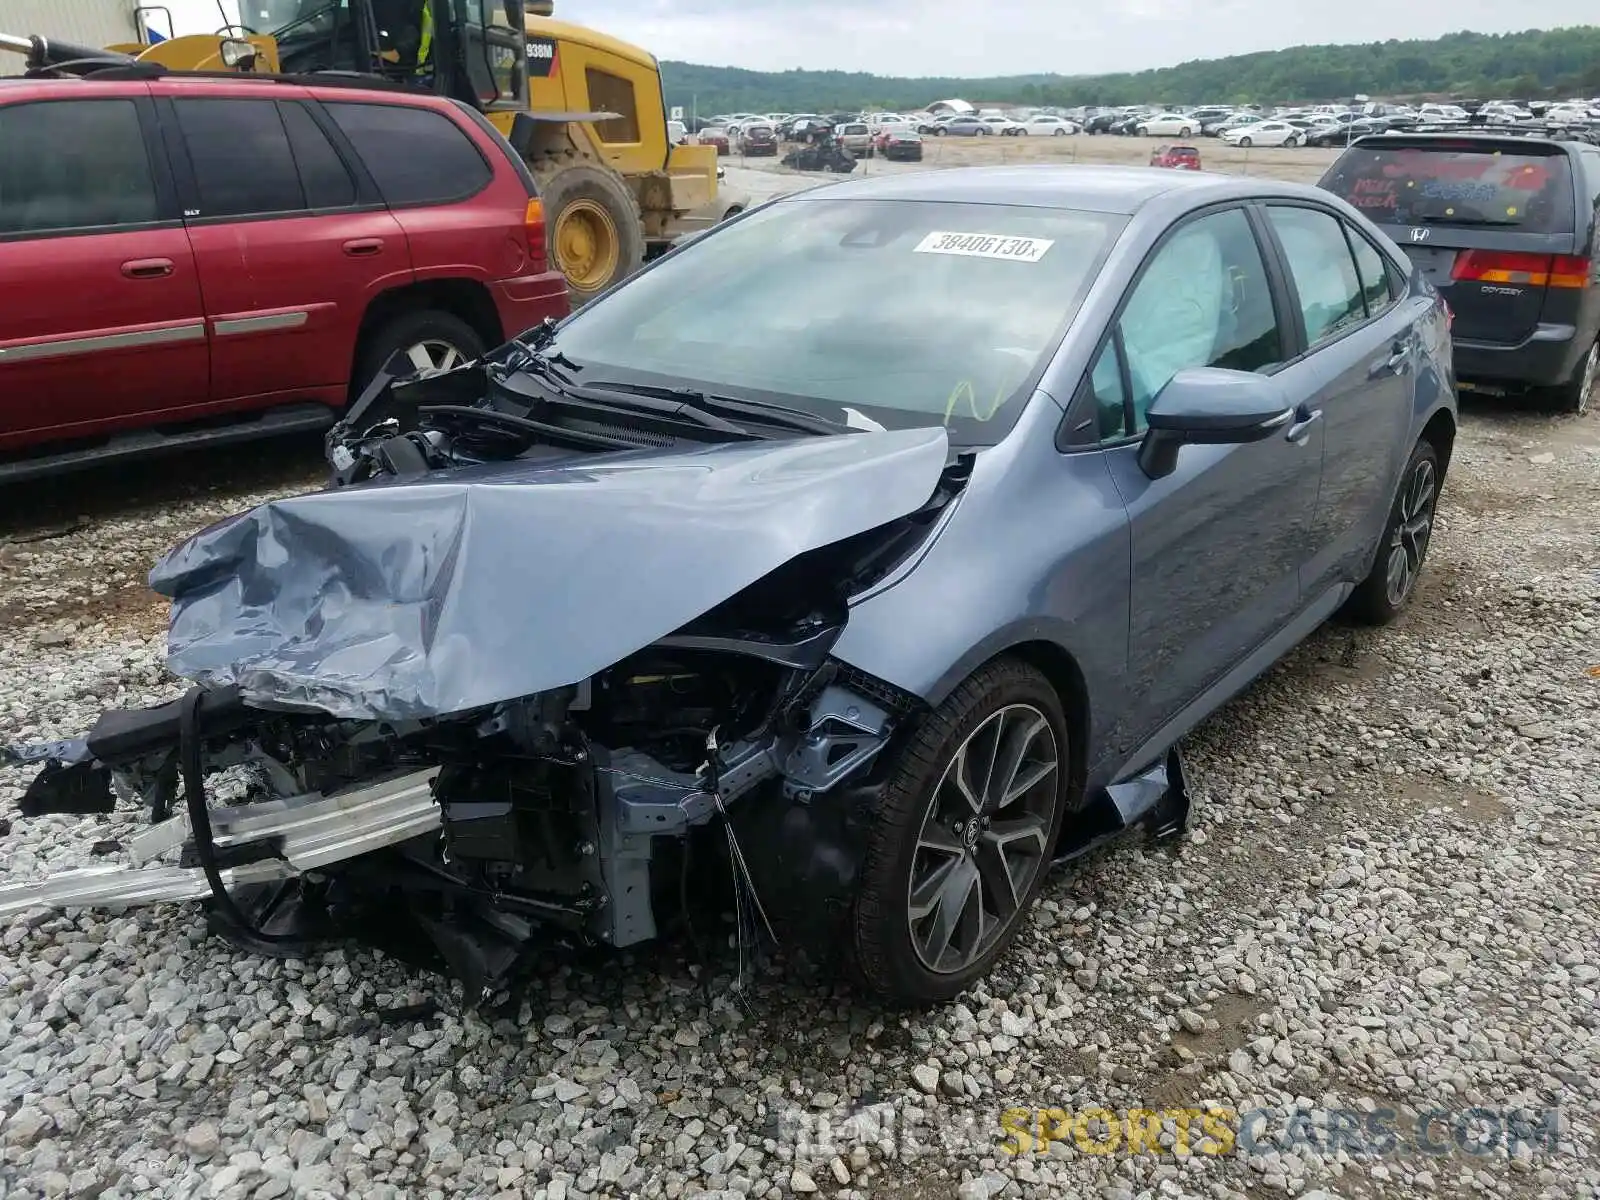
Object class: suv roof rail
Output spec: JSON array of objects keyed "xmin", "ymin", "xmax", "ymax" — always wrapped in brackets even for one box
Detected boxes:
[{"xmin": 61, "ymin": 62, "xmax": 423, "ymax": 96}]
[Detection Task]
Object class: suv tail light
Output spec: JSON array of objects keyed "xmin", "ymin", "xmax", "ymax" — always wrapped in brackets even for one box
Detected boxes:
[
  {"xmin": 524, "ymin": 198, "xmax": 547, "ymax": 271},
  {"xmin": 1450, "ymin": 250, "xmax": 1591, "ymax": 289}
]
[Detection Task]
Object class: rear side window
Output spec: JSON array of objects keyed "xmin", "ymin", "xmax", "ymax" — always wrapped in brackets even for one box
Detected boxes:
[
  {"xmin": 0, "ymin": 99, "xmax": 159, "ymax": 234},
  {"xmin": 1347, "ymin": 228, "xmax": 1400, "ymax": 317},
  {"xmin": 326, "ymin": 102, "xmax": 491, "ymax": 205},
  {"xmin": 1266, "ymin": 206, "xmax": 1366, "ymax": 346},
  {"xmin": 1321, "ymin": 143, "xmax": 1574, "ymax": 233},
  {"xmin": 280, "ymin": 102, "xmax": 356, "ymax": 209},
  {"xmin": 175, "ymin": 98, "xmax": 304, "ymax": 218}
]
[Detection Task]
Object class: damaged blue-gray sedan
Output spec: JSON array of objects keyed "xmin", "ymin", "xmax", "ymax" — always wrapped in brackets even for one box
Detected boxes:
[{"xmin": 3, "ymin": 166, "xmax": 1457, "ymax": 1005}]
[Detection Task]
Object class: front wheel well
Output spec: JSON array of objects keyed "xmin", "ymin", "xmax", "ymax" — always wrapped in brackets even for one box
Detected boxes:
[
  {"xmin": 981, "ymin": 641, "xmax": 1090, "ymax": 819},
  {"xmin": 350, "ymin": 280, "xmax": 503, "ymax": 398}
]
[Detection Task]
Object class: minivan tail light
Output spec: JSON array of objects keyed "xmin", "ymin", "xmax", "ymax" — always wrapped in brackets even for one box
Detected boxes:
[
  {"xmin": 1450, "ymin": 250, "xmax": 1591, "ymax": 288},
  {"xmin": 524, "ymin": 198, "xmax": 547, "ymax": 270}
]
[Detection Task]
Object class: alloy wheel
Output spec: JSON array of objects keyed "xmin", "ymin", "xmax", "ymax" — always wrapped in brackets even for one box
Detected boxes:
[
  {"xmin": 401, "ymin": 338, "xmax": 467, "ymax": 378},
  {"xmin": 907, "ymin": 704, "xmax": 1059, "ymax": 974},
  {"xmin": 1577, "ymin": 342, "xmax": 1597, "ymax": 415},
  {"xmin": 1385, "ymin": 457, "xmax": 1438, "ymax": 607}
]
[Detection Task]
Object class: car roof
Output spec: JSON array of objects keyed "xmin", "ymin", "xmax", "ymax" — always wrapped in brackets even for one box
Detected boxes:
[
  {"xmin": 1348, "ymin": 131, "xmax": 1584, "ymax": 154},
  {"xmin": 784, "ymin": 164, "xmax": 1311, "ymax": 216},
  {"xmin": 0, "ymin": 69, "xmax": 466, "ymax": 113}
]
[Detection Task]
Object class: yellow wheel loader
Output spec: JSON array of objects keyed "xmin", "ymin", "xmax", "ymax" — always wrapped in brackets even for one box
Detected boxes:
[{"xmin": 2, "ymin": 1, "xmax": 716, "ymax": 303}]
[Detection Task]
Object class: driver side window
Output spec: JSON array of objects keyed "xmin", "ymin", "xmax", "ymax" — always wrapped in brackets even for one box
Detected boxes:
[{"xmin": 1098, "ymin": 207, "xmax": 1284, "ymax": 441}]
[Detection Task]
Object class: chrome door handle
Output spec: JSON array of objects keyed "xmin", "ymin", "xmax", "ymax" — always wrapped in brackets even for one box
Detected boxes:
[
  {"xmin": 1286, "ymin": 408, "xmax": 1323, "ymax": 443},
  {"xmin": 1371, "ymin": 343, "xmax": 1409, "ymax": 377}
]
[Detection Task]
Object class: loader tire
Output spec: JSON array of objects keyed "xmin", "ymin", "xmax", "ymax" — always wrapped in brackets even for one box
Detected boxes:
[{"xmin": 532, "ymin": 162, "xmax": 645, "ymax": 306}]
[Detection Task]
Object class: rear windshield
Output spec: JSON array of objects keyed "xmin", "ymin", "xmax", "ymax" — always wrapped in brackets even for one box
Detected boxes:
[
  {"xmin": 546, "ymin": 198, "xmax": 1125, "ymax": 447},
  {"xmin": 1322, "ymin": 143, "xmax": 1573, "ymax": 232}
]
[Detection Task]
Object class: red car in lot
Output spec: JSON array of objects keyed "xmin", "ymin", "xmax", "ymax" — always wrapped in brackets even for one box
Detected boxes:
[
  {"xmin": 0, "ymin": 74, "xmax": 569, "ymax": 481},
  {"xmin": 1150, "ymin": 144, "xmax": 1203, "ymax": 170}
]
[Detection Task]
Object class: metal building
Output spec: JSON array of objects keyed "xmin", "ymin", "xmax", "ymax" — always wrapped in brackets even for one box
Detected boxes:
[{"xmin": 3, "ymin": 0, "xmax": 142, "ymax": 46}]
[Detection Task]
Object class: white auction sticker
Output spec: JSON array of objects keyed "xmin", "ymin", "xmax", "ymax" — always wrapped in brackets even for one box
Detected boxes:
[{"xmin": 913, "ymin": 231, "xmax": 1054, "ymax": 261}]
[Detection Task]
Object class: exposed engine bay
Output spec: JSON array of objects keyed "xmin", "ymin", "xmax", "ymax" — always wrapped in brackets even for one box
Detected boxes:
[{"xmin": 2, "ymin": 333, "xmax": 977, "ymax": 998}]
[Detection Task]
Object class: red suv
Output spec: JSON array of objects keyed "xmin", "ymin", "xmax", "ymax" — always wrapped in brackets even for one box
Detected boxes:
[{"xmin": 0, "ymin": 75, "xmax": 568, "ymax": 481}]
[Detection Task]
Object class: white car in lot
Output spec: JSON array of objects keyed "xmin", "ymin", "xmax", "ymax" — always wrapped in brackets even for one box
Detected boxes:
[
  {"xmin": 1221, "ymin": 120, "xmax": 1304, "ymax": 148},
  {"xmin": 980, "ymin": 115, "xmax": 1025, "ymax": 135},
  {"xmin": 1136, "ymin": 111, "xmax": 1201, "ymax": 137},
  {"xmin": 1016, "ymin": 114, "xmax": 1079, "ymax": 136}
]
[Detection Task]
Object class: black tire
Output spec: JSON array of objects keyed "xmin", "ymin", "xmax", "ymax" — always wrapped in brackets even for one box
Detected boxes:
[
  {"xmin": 354, "ymin": 308, "xmax": 486, "ymax": 399},
  {"xmin": 1344, "ymin": 438, "xmax": 1443, "ymax": 625},
  {"xmin": 1543, "ymin": 335, "xmax": 1596, "ymax": 415},
  {"xmin": 1287, "ymin": 133, "xmax": 1302, "ymax": 147},
  {"xmin": 848, "ymin": 658, "xmax": 1071, "ymax": 1004},
  {"xmin": 721, "ymin": 204, "xmax": 745, "ymax": 222},
  {"xmin": 533, "ymin": 162, "xmax": 644, "ymax": 306},
  {"xmin": 1238, "ymin": 136, "xmax": 1252, "ymax": 148},
  {"xmin": 1179, "ymin": 126, "xmax": 1192, "ymax": 137},
  {"xmin": 934, "ymin": 127, "xmax": 946, "ymax": 136},
  {"xmin": 1053, "ymin": 127, "xmax": 1068, "ymax": 136}
]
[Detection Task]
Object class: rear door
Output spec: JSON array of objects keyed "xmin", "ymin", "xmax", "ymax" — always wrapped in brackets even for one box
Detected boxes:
[
  {"xmin": 1320, "ymin": 138, "xmax": 1584, "ymax": 349},
  {"xmin": 161, "ymin": 90, "xmax": 413, "ymax": 409},
  {"xmin": 1258, "ymin": 202, "xmax": 1421, "ymax": 598},
  {"xmin": 319, "ymin": 99, "xmax": 521, "ymax": 310},
  {"xmin": 0, "ymin": 90, "xmax": 208, "ymax": 449}
]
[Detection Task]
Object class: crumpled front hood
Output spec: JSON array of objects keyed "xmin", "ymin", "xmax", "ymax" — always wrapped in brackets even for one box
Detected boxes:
[{"xmin": 151, "ymin": 428, "xmax": 951, "ymax": 719}]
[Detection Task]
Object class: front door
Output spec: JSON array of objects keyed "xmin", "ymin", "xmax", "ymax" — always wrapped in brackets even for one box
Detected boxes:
[{"xmin": 1089, "ymin": 206, "xmax": 1325, "ymax": 744}]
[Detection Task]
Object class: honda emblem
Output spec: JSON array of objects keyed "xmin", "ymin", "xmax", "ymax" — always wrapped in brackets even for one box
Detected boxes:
[{"xmin": 1410, "ymin": 227, "xmax": 1432, "ymax": 243}]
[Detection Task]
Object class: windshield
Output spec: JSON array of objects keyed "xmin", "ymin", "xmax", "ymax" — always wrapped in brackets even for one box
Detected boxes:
[
  {"xmin": 543, "ymin": 197, "xmax": 1124, "ymax": 446},
  {"xmin": 1323, "ymin": 144, "xmax": 1573, "ymax": 231},
  {"xmin": 246, "ymin": 0, "xmax": 342, "ymax": 36}
]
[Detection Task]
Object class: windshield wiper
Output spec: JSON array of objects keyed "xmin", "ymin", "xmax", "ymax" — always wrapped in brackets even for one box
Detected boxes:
[
  {"xmin": 497, "ymin": 367, "xmax": 761, "ymax": 439},
  {"xmin": 583, "ymin": 380, "xmax": 856, "ymax": 437}
]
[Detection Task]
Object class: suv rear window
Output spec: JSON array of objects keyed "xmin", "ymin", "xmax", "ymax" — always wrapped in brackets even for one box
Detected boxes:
[{"xmin": 1322, "ymin": 142, "xmax": 1574, "ymax": 233}]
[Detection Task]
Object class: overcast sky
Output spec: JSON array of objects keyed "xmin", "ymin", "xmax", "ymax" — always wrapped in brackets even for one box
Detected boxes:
[{"xmin": 166, "ymin": 0, "xmax": 1596, "ymax": 77}]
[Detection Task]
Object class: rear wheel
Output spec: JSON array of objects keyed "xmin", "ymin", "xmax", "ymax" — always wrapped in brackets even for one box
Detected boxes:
[
  {"xmin": 1545, "ymin": 336, "xmax": 1596, "ymax": 415},
  {"xmin": 848, "ymin": 659, "xmax": 1070, "ymax": 1004},
  {"xmin": 355, "ymin": 309, "xmax": 486, "ymax": 398},
  {"xmin": 533, "ymin": 162, "xmax": 645, "ymax": 306},
  {"xmin": 1238, "ymin": 136, "xmax": 1253, "ymax": 147},
  {"xmin": 1345, "ymin": 438, "xmax": 1442, "ymax": 625}
]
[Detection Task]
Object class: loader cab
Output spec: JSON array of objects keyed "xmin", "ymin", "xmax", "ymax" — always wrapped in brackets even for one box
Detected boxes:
[{"xmin": 244, "ymin": 0, "xmax": 527, "ymax": 112}]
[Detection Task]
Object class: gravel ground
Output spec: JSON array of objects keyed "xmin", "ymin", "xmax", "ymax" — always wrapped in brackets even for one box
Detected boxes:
[{"xmin": 2, "ymin": 203, "xmax": 1598, "ymax": 1200}]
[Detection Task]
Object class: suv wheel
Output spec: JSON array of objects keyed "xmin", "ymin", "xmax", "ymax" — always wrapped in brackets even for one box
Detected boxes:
[
  {"xmin": 1547, "ymin": 337, "xmax": 1596, "ymax": 415},
  {"xmin": 357, "ymin": 310, "xmax": 486, "ymax": 396},
  {"xmin": 847, "ymin": 658, "xmax": 1070, "ymax": 1004}
]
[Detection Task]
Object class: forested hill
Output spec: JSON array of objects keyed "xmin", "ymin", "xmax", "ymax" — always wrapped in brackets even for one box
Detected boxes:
[{"xmin": 660, "ymin": 26, "xmax": 1600, "ymax": 114}]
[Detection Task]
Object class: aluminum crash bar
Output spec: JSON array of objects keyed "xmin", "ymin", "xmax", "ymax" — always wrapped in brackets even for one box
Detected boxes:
[{"xmin": 0, "ymin": 769, "xmax": 440, "ymax": 919}]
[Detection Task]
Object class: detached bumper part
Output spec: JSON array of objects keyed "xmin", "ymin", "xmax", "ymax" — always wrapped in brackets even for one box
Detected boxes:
[{"xmin": 0, "ymin": 769, "xmax": 440, "ymax": 920}]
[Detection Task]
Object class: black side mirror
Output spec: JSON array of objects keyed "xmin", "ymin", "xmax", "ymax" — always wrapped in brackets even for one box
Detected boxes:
[{"xmin": 1136, "ymin": 367, "xmax": 1293, "ymax": 479}]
